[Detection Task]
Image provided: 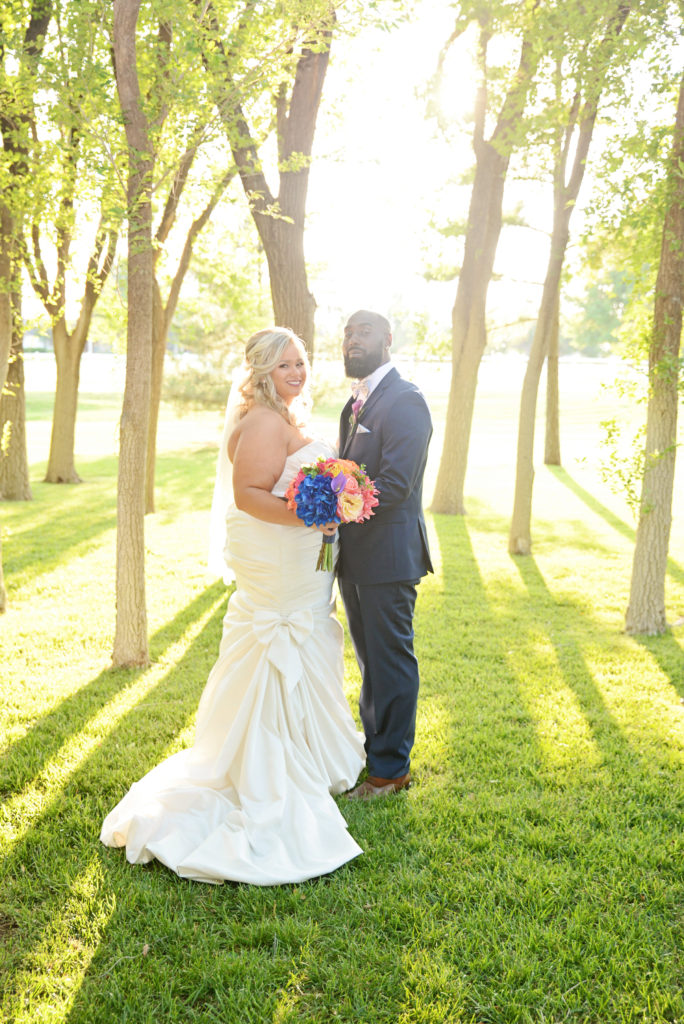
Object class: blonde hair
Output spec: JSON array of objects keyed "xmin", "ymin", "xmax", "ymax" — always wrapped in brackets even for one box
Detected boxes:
[{"xmin": 238, "ymin": 327, "xmax": 311, "ymax": 426}]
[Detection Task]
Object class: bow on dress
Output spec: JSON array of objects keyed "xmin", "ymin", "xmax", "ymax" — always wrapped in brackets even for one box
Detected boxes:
[{"xmin": 252, "ymin": 608, "xmax": 314, "ymax": 692}]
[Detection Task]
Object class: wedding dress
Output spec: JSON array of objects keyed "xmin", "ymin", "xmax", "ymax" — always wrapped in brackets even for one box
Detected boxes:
[{"xmin": 100, "ymin": 440, "xmax": 365, "ymax": 884}]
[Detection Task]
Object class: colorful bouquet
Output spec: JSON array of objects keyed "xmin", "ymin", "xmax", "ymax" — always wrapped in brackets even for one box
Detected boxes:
[{"xmin": 285, "ymin": 456, "xmax": 379, "ymax": 571}]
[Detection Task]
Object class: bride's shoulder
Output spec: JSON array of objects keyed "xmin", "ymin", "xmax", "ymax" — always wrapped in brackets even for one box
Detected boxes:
[{"xmin": 229, "ymin": 406, "xmax": 289, "ymax": 458}]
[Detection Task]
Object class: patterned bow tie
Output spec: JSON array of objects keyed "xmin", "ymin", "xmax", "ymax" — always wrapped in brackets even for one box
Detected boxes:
[{"xmin": 351, "ymin": 380, "xmax": 370, "ymax": 406}]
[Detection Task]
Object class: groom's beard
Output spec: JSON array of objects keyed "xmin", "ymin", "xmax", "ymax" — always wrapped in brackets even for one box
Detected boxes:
[{"xmin": 344, "ymin": 350, "xmax": 383, "ymax": 379}]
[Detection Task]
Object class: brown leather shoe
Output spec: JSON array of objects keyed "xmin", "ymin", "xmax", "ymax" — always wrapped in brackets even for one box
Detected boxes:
[{"xmin": 346, "ymin": 773, "xmax": 411, "ymax": 801}]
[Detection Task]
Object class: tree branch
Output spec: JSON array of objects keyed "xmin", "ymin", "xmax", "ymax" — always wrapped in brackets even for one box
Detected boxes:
[
  {"xmin": 195, "ymin": 0, "xmax": 274, "ymax": 211},
  {"xmin": 163, "ymin": 164, "xmax": 237, "ymax": 333}
]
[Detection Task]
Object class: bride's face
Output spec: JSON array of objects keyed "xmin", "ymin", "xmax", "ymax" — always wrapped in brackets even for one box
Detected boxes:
[{"xmin": 270, "ymin": 342, "xmax": 308, "ymax": 404}]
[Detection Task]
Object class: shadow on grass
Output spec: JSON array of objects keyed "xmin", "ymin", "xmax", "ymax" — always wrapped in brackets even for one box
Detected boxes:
[
  {"xmin": 4, "ymin": 448, "xmax": 218, "ymax": 586},
  {"xmin": 510, "ymin": 552, "xmax": 648, "ymax": 770},
  {"xmin": 151, "ymin": 448, "xmax": 217, "ymax": 517},
  {"xmin": 455, "ymin": 491, "xmax": 621, "ymax": 561},
  {"xmin": 3, "ymin": 458, "xmax": 118, "ymax": 584},
  {"xmin": 414, "ymin": 513, "xmax": 546, "ymax": 796},
  {"xmin": 635, "ymin": 631, "xmax": 684, "ymax": 700},
  {"xmin": 506, "ymin": 549, "xmax": 682, "ymax": 825},
  {"xmin": 0, "ymin": 588, "xmax": 228, "ymax": 999},
  {"xmin": 0, "ymin": 580, "xmax": 228, "ymax": 800},
  {"xmin": 550, "ymin": 465, "xmax": 684, "ymax": 588}
]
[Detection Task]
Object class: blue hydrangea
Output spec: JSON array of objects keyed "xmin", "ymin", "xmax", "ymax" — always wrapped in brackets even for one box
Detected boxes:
[{"xmin": 294, "ymin": 474, "xmax": 340, "ymax": 527}]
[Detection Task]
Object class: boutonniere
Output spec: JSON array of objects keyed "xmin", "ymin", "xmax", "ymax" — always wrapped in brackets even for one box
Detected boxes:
[{"xmin": 349, "ymin": 398, "xmax": 364, "ymax": 429}]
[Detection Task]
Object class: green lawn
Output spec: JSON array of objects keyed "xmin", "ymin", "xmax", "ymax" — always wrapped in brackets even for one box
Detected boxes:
[{"xmin": 1, "ymin": 371, "xmax": 683, "ymax": 1023}]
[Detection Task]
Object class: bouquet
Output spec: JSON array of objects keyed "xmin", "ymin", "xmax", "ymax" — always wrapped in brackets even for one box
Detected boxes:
[{"xmin": 285, "ymin": 456, "xmax": 379, "ymax": 571}]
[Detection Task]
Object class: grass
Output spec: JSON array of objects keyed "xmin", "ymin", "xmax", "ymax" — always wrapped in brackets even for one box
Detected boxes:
[{"xmin": 1, "ymin": 370, "xmax": 683, "ymax": 1023}]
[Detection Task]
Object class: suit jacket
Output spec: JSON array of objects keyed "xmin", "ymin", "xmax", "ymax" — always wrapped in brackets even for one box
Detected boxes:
[{"xmin": 337, "ymin": 366, "xmax": 433, "ymax": 585}]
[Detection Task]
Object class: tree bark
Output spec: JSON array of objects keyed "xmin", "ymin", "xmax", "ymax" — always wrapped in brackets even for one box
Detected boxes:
[
  {"xmin": 0, "ymin": 206, "xmax": 14, "ymax": 612},
  {"xmin": 509, "ymin": 214, "xmax": 570, "ymax": 554},
  {"xmin": 145, "ymin": 279, "xmax": 165, "ymax": 515},
  {"xmin": 112, "ymin": 0, "xmax": 154, "ymax": 667},
  {"xmin": 0, "ymin": 0, "xmax": 56, "ymax": 507},
  {"xmin": 0, "ymin": 299, "xmax": 32, "ymax": 501},
  {"xmin": 544, "ymin": 295, "xmax": 561, "ymax": 465},
  {"xmin": 625, "ymin": 72, "xmax": 684, "ymax": 635},
  {"xmin": 431, "ymin": 23, "xmax": 539, "ymax": 514},
  {"xmin": 39, "ymin": 227, "xmax": 117, "ymax": 483},
  {"xmin": 44, "ymin": 319, "xmax": 82, "ymax": 483},
  {"xmin": 203, "ymin": 4, "xmax": 332, "ymax": 353}
]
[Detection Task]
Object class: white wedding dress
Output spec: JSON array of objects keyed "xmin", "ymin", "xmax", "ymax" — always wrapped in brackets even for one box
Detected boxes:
[{"xmin": 100, "ymin": 440, "xmax": 365, "ymax": 884}]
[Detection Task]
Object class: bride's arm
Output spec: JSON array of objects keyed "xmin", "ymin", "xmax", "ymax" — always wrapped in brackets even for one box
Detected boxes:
[{"xmin": 231, "ymin": 410, "xmax": 307, "ymax": 526}]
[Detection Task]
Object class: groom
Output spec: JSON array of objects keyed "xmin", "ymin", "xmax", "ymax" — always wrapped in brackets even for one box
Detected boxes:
[{"xmin": 337, "ymin": 310, "xmax": 433, "ymax": 801}]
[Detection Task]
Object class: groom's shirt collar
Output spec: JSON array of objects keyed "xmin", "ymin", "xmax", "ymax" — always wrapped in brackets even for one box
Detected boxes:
[{"xmin": 361, "ymin": 360, "xmax": 394, "ymax": 396}]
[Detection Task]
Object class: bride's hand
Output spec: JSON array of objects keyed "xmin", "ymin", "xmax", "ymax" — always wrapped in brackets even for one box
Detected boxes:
[{"xmin": 316, "ymin": 522, "xmax": 338, "ymax": 536}]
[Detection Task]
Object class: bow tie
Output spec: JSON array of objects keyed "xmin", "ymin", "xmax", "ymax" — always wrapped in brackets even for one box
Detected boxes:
[{"xmin": 351, "ymin": 380, "xmax": 370, "ymax": 404}]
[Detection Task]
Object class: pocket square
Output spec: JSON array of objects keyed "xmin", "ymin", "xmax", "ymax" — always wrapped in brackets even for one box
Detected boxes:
[{"xmin": 356, "ymin": 424, "xmax": 371, "ymax": 434}]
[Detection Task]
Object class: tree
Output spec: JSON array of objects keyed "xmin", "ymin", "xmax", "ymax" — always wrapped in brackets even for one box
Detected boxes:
[
  {"xmin": 111, "ymin": 0, "xmax": 156, "ymax": 667},
  {"xmin": 430, "ymin": 1, "xmax": 542, "ymax": 514},
  {"xmin": 509, "ymin": 0, "xmax": 631, "ymax": 555},
  {"xmin": 145, "ymin": 133, "xmax": 237, "ymax": 513},
  {"xmin": 0, "ymin": 0, "xmax": 53, "ymax": 604},
  {"xmin": 198, "ymin": 0, "xmax": 336, "ymax": 353},
  {"xmin": 1, "ymin": 1, "xmax": 119, "ymax": 487},
  {"xmin": 0, "ymin": 209, "xmax": 12, "ymax": 610},
  {"xmin": 625, "ymin": 72, "xmax": 684, "ymax": 635},
  {"xmin": 0, "ymin": 292, "xmax": 31, "ymax": 500}
]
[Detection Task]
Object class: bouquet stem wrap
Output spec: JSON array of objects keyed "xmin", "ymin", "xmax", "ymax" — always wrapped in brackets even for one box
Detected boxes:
[{"xmin": 317, "ymin": 534, "xmax": 336, "ymax": 572}]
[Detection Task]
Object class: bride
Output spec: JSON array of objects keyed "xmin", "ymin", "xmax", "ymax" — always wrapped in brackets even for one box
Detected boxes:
[{"xmin": 100, "ymin": 328, "xmax": 365, "ymax": 884}]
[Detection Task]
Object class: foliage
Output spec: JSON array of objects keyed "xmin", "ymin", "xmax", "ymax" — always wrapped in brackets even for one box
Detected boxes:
[
  {"xmin": 597, "ymin": 415, "xmax": 647, "ymax": 518},
  {"xmin": 160, "ymin": 208, "xmax": 272, "ymax": 411},
  {"xmin": 579, "ymin": 34, "xmax": 683, "ymax": 364},
  {"xmin": 563, "ymin": 268, "xmax": 634, "ymax": 356},
  {"xmin": 1, "ymin": 385, "xmax": 683, "ymax": 1022}
]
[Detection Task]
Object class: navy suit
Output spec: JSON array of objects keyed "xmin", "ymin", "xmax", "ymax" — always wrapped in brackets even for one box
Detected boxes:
[{"xmin": 338, "ymin": 366, "xmax": 433, "ymax": 779}]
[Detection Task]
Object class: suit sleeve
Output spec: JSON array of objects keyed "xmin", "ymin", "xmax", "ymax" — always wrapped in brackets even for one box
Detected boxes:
[{"xmin": 372, "ymin": 390, "xmax": 432, "ymax": 511}]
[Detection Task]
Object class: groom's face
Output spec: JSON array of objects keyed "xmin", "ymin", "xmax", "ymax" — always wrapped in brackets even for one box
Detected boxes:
[{"xmin": 343, "ymin": 312, "xmax": 391, "ymax": 379}]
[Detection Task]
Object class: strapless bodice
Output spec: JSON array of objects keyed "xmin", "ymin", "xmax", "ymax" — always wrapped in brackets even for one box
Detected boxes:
[{"xmin": 271, "ymin": 439, "xmax": 335, "ymax": 497}]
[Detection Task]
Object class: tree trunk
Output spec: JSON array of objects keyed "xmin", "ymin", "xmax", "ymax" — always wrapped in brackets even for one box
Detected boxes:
[
  {"xmin": 0, "ymin": 307, "xmax": 32, "ymax": 501},
  {"xmin": 44, "ymin": 318, "xmax": 82, "ymax": 483},
  {"xmin": 145, "ymin": 279, "xmax": 165, "ymax": 514},
  {"xmin": 256, "ymin": 214, "xmax": 316, "ymax": 347},
  {"xmin": 625, "ymin": 73, "xmax": 684, "ymax": 635},
  {"xmin": 509, "ymin": 228, "xmax": 568, "ymax": 554},
  {"xmin": 431, "ymin": 25, "xmax": 538, "ymax": 515},
  {"xmin": 544, "ymin": 294, "xmax": 561, "ymax": 465},
  {"xmin": 509, "ymin": 5, "xmax": 631, "ymax": 552},
  {"xmin": 0, "ymin": 0, "xmax": 54, "ymax": 610},
  {"xmin": 112, "ymin": 0, "xmax": 154, "ymax": 668},
  {"xmin": 0, "ymin": 205, "xmax": 14, "ymax": 612},
  {"xmin": 206, "ymin": 8, "xmax": 333, "ymax": 354}
]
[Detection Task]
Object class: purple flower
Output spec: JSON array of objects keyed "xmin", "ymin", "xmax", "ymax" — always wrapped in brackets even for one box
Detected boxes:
[{"xmin": 330, "ymin": 472, "xmax": 347, "ymax": 494}]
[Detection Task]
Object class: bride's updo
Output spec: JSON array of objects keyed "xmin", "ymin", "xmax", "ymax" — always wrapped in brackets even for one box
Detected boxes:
[{"xmin": 239, "ymin": 327, "xmax": 311, "ymax": 426}]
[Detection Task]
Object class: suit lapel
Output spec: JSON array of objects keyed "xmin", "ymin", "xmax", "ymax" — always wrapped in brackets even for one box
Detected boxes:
[
  {"xmin": 357, "ymin": 367, "xmax": 397, "ymax": 419},
  {"xmin": 341, "ymin": 368, "xmax": 398, "ymax": 458}
]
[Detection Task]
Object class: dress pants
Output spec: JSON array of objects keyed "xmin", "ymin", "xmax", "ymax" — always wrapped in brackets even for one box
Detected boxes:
[{"xmin": 338, "ymin": 578, "xmax": 419, "ymax": 780}]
